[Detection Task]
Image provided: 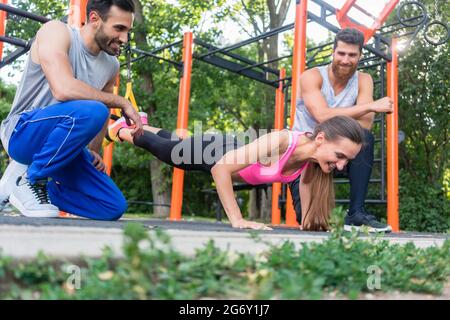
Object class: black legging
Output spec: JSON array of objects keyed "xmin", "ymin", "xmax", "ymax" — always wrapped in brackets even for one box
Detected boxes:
[{"xmin": 133, "ymin": 130, "xmax": 243, "ymax": 172}]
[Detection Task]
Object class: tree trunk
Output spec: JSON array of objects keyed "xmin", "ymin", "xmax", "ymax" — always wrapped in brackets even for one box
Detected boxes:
[
  {"xmin": 150, "ymin": 159, "xmax": 171, "ymax": 218},
  {"xmin": 133, "ymin": 0, "xmax": 171, "ymax": 217},
  {"xmin": 249, "ymin": 189, "xmax": 259, "ymax": 220},
  {"xmin": 260, "ymin": 187, "xmax": 272, "ymax": 220}
]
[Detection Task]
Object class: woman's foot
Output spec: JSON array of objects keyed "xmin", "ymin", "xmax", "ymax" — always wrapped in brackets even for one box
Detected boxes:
[{"xmin": 105, "ymin": 112, "xmax": 148, "ymax": 143}]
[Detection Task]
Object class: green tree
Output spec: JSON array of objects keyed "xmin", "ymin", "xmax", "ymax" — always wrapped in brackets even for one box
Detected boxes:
[
  {"xmin": 0, "ymin": 80, "xmax": 16, "ymax": 171},
  {"xmin": 395, "ymin": 0, "xmax": 449, "ymax": 231}
]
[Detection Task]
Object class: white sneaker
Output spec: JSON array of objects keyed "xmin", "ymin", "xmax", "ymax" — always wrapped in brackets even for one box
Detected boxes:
[
  {"xmin": 0, "ymin": 198, "xmax": 10, "ymax": 212},
  {"xmin": 0, "ymin": 160, "xmax": 28, "ymax": 209},
  {"xmin": 9, "ymin": 175, "xmax": 59, "ymax": 218}
]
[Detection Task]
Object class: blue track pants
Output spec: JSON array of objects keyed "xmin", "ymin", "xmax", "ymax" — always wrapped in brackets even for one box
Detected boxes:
[{"xmin": 8, "ymin": 100, "xmax": 127, "ymax": 220}]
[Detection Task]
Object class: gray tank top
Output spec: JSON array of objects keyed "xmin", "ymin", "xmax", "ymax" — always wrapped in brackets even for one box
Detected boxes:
[
  {"xmin": 293, "ymin": 65, "xmax": 358, "ymax": 132},
  {"xmin": 0, "ymin": 26, "xmax": 119, "ymax": 152}
]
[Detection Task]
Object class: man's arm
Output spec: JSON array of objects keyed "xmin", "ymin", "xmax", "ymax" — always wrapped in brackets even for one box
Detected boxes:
[
  {"xmin": 355, "ymin": 72, "xmax": 375, "ymax": 130},
  {"xmin": 300, "ymin": 68, "xmax": 393, "ymax": 123},
  {"xmin": 35, "ymin": 21, "xmax": 123, "ymax": 107},
  {"xmin": 210, "ymin": 131, "xmax": 287, "ymax": 229},
  {"xmin": 34, "ymin": 21, "xmax": 143, "ymax": 137}
]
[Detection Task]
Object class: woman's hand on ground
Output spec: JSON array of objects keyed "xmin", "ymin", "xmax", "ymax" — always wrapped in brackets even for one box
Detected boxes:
[{"xmin": 231, "ymin": 218, "xmax": 273, "ymax": 230}]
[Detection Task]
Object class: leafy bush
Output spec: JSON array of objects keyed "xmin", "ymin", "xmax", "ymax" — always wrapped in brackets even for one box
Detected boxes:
[
  {"xmin": 399, "ymin": 170, "xmax": 449, "ymax": 233},
  {"xmin": 0, "ymin": 223, "xmax": 448, "ymax": 299}
]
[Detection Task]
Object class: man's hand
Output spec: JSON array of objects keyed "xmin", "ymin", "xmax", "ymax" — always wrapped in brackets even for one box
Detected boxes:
[
  {"xmin": 121, "ymin": 100, "xmax": 144, "ymax": 137},
  {"xmin": 231, "ymin": 218, "xmax": 273, "ymax": 231},
  {"xmin": 369, "ymin": 97, "xmax": 394, "ymax": 114},
  {"xmin": 90, "ymin": 150, "xmax": 107, "ymax": 173}
]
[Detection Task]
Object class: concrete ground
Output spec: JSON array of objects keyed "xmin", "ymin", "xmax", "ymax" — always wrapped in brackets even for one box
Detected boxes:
[{"xmin": 0, "ymin": 212, "xmax": 448, "ymax": 259}]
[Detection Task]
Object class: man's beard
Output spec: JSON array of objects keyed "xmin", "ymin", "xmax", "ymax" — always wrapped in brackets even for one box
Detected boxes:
[
  {"xmin": 94, "ymin": 26, "xmax": 121, "ymax": 56},
  {"xmin": 331, "ymin": 61, "xmax": 358, "ymax": 79}
]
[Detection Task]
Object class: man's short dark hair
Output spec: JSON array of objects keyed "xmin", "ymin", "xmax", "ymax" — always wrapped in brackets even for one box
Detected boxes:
[
  {"xmin": 333, "ymin": 28, "xmax": 364, "ymax": 53},
  {"xmin": 87, "ymin": 0, "xmax": 135, "ymax": 21}
]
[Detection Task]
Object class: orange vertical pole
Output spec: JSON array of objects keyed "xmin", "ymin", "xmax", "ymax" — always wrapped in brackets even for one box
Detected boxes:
[
  {"xmin": 103, "ymin": 139, "xmax": 114, "ymax": 176},
  {"xmin": 289, "ymin": 0, "xmax": 308, "ymax": 125},
  {"xmin": 103, "ymin": 74, "xmax": 120, "ymax": 176},
  {"xmin": 103, "ymin": 142, "xmax": 114, "ymax": 176},
  {"xmin": 170, "ymin": 32, "xmax": 193, "ymax": 221},
  {"xmin": 272, "ymin": 69, "xmax": 286, "ymax": 225},
  {"xmin": 286, "ymin": 0, "xmax": 307, "ymax": 227},
  {"xmin": 0, "ymin": 0, "xmax": 7, "ymax": 61},
  {"xmin": 68, "ymin": 0, "xmax": 87, "ymax": 27},
  {"xmin": 386, "ymin": 38, "xmax": 399, "ymax": 232},
  {"xmin": 59, "ymin": 0, "xmax": 87, "ymax": 218}
]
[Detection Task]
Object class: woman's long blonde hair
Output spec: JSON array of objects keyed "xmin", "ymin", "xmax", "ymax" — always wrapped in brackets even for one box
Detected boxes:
[{"xmin": 301, "ymin": 116, "xmax": 365, "ymax": 231}]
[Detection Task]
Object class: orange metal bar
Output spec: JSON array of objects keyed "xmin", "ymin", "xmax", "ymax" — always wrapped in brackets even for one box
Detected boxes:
[
  {"xmin": 103, "ymin": 142, "xmax": 114, "ymax": 176},
  {"xmin": 271, "ymin": 69, "xmax": 286, "ymax": 225},
  {"xmin": 0, "ymin": 0, "xmax": 7, "ymax": 61},
  {"xmin": 169, "ymin": 32, "xmax": 193, "ymax": 221},
  {"xmin": 68, "ymin": 0, "xmax": 87, "ymax": 28},
  {"xmin": 386, "ymin": 38, "xmax": 399, "ymax": 232},
  {"xmin": 59, "ymin": 0, "xmax": 87, "ymax": 218},
  {"xmin": 336, "ymin": 0, "xmax": 399, "ymax": 44},
  {"xmin": 286, "ymin": 0, "xmax": 307, "ymax": 227},
  {"xmin": 103, "ymin": 75, "xmax": 120, "ymax": 176},
  {"xmin": 289, "ymin": 0, "xmax": 308, "ymax": 126},
  {"xmin": 335, "ymin": 0, "xmax": 357, "ymax": 21},
  {"xmin": 370, "ymin": 0, "xmax": 400, "ymax": 33}
]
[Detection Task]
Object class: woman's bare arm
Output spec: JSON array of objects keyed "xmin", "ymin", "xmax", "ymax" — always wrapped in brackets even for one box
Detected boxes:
[{"xmin": 210, "ymin": 130, "xmax": 288, "ymax": 230}]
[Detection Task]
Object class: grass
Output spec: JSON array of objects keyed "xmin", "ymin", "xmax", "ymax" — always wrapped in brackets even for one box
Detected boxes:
[{"xmin": 0, "ymin": 222, "xmax": 449, "ymax": 299}]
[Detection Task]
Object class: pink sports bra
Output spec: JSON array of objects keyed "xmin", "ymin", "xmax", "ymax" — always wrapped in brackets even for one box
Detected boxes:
[{"xmin": 238, "ymin": 131, "xmax": 309, "ymax": 185}]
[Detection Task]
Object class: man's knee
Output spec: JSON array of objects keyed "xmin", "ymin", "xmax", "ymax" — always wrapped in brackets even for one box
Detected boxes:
[
  {"xmin": 103, "ymin": 196, "xmax": 127, "ymax": 221},
  {"xmin": 79, "ymin": 100, "xmax": 109, "ymax": 123},
  {"xmin": 69, "ymin": 100, "xmax": 109, "ymax": 137}
]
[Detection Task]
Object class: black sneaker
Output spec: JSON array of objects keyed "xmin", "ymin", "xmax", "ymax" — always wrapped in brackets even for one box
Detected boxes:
[{"xmin": 344, "ymin": 210, "xmax": 392, "ymax": 233}]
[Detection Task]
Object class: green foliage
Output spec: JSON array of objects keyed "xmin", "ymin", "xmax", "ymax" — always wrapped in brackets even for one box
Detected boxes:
[
  {"xmin": 0, "ymin": 80, "xmax": 16, "ymax": 171},
  {"xmin": 0, "ymin": 80, "xmax": 15, "ymax": 119},
  {"xmin": 0, "ymin": 223, "xmax": 449, "ymax": 299},
  {"xmin": 394, "ymin": 0, "xmax": 449, "ymax": 232},
  {"xmin": 399, "ymin": 170, "xmax": 449, "ymax": 232}
]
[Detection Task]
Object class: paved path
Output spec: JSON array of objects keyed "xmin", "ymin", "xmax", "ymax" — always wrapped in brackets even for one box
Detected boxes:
[{"xmin": 0, "ymin": 213, "xmax": 447, "ymax": 259}]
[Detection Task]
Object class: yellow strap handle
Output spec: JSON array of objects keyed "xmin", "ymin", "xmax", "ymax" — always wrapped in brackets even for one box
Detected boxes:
[
  {"xmin": 111, "ymin": 81, "xmax": 139, "ymax": 117},
  {"xmin": 124, "ymin": 81, "xmax": 139, "ymax": 112},
  {"xmin": 111, "ymin": 84, "xmax": 121, "ymax": 117}
]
